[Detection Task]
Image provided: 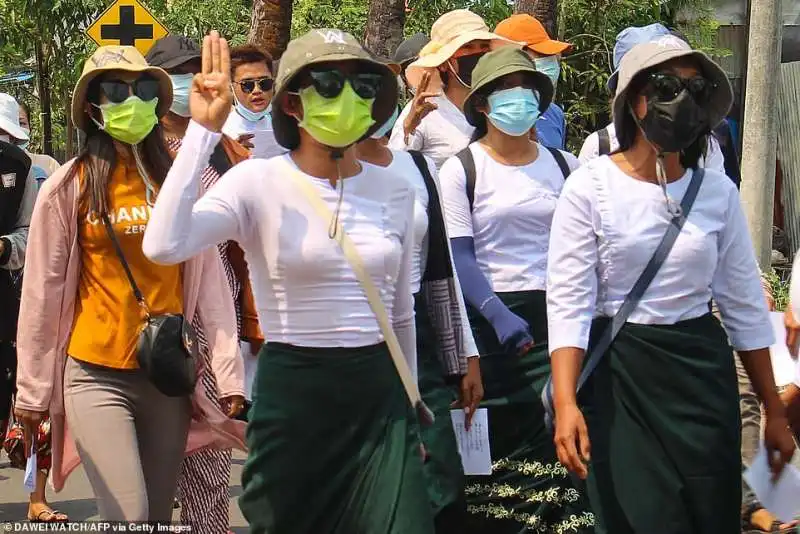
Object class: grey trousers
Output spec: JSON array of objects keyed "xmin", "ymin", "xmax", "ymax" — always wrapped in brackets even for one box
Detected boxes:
[{"xmin": 64, "ymin": 357, "xmax": 192, "ymax": 521}]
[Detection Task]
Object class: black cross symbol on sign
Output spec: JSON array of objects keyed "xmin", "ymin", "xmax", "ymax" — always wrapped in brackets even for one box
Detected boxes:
[{"xmin": 100, "ymin": 5, "xmax": 153, "ymax": 46}]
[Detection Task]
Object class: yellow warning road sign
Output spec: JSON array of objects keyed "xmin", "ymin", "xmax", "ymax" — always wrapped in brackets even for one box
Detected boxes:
[{"xmin": 86, "ymin": 0, "xmax": 169, "ymax": 56}]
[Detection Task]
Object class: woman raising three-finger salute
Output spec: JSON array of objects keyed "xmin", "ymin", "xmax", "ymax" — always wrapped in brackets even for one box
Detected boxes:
[{"xmin": 143, "ymin": 30, "xmax": 436, "ymax": 534}]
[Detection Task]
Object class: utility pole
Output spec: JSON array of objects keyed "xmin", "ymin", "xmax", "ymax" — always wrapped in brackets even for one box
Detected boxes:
[{"xmin": 739, "ymin": 0, "xmax": 783, "ymax": 269}]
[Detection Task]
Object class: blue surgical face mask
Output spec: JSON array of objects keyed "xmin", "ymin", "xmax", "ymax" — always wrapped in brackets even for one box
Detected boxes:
[
  {"xmin": 17, "ymin": 128, "xmax": 30, "ymax": 150},
  {"xmin": 486, "ymin": 87, "xmax": 541, "ymax": 137},
  {"xmin": 371, "ymin": 106, "xmax": 399, "ymax": 139},
  {"xmin": 534, "ymin": 56, "xmax": 561, "ymax": 90},
  {"xmin": 233, "ymin": 92, "xmax": 269, "ymax": 123},
  {"xmin": 169, "ymin": 74, "xmax": 194, "ymax": 117}
]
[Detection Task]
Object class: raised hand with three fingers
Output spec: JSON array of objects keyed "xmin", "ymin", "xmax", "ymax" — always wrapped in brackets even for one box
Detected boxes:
[
  {"xmin": 192, "ymin": 30, "xmax": 233, "ymax": 133},
  {"xmin": 402, "ymin": 70, "xmax": 441, "ymax": 145}
]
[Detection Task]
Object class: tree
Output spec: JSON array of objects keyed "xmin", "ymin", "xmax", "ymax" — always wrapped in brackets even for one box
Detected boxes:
[
  {"xmin": 0, "ymin": 0, "xmax": 251, "ymax": 158},
  {"xmin": 0, "ymin": 0, "xmax": 103, "ymax": 157},
  {"xmin": 363, "ymin": 0, "xmax": 405, "ymax": 59},
  {"xmin": 248, "ymin": 0, "xmax": 293, "ymax": 58},
  {"xmin": 514, "ymin": 0, "xmax": 558, "ymax": 37}
]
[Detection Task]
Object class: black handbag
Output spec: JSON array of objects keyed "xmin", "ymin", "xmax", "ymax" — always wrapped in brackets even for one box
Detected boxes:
[{"xmin": 101, "ymin": 213, "xmax": 198, "ymax": 397}]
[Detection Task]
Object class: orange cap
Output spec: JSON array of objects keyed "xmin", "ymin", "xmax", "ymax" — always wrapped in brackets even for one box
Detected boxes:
[{"xmin": 494, "ymin": 14, "xmax": 572, "ymax": 56}]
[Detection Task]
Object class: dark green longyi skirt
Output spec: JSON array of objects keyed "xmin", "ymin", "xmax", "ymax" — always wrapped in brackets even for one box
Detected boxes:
[
  {"xmin": 239, "ymin": 342, "xmax": 435, "ymax": 534},
  {"xmin": 414, "ymin": 292, "xmax": 466, "ymax": 516},
  {"xmin": 466, "ymin": 291, "xmax": 595, "ymax": 534},
  {"xmin": 580, "ymin": 313, "xmax": 741, "ymax": 534}
]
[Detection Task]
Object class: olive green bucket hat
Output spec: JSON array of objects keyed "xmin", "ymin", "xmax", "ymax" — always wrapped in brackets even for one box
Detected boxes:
[
  {"xmin": 271, "ymin": 29, "xmax": 399, "ymax": 150},
  {"xmin": 462, "ymin": 46, "xmax": 554, "ymax": 130}
]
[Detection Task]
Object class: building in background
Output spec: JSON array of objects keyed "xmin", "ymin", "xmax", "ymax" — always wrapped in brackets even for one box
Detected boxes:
[{"xmin": 712, "ymin": 0, "xmax": 799, "ymax": 113}]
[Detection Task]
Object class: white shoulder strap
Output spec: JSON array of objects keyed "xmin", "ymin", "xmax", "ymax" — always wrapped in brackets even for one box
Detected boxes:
[{"xmin": 285, "ymin": 164, "xmax": 433, "ymax": 424}]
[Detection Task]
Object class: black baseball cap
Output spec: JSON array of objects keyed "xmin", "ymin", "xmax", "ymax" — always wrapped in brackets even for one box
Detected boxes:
[
  {"xmin": 393, "ymin": 33, "xmax": 430, "ymax": 66},
  {"xmin": 146, "ymin": 35, "xmax": 202, "ymax": 70}
]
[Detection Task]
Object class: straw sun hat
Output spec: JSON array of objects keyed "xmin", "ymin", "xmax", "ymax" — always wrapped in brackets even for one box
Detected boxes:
[
  {"xmin": 405, "ymin": 10, "xmax": 518, "ymax": 90},
  {"xmin": 71, "ymin": 45, "xmax": 173, "ymax": 132}
]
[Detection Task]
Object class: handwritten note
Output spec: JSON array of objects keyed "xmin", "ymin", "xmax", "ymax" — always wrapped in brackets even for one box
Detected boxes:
[
  {"xmin": 743, "ymin": 442, "xmax": 800, "ymax": 523},
  {"xmin": 769, "ymin": 312, "xmax": 797, "ymax": 387},
  {"xmin": 450, "ymin": 408, "xmax": 492, "ymax": 475}
]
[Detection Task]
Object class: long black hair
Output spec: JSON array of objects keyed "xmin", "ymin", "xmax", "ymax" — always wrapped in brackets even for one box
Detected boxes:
[
  {"xmin": 617, "ymin": 68, "xmax": 707, "ymax": 169},
  {"xmin": 62, "ymin": 77, "xmax": 173, "ymax": 216}
]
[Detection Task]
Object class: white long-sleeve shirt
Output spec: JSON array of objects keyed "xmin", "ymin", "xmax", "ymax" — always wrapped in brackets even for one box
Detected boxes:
[
  {"xmin": 381, "ymin": 149, "xmax": 479, "ymax": 357},
  {"xmin": 547, "ymin": 156, "xmax": 773, "ymax": 353},
  {"xmin": 439, "ymin": 143, "xmax": 580, "ymax": 292},
  {"xmin": 143, "ymin": 121, "xmax": 418, "ymax": 380},
  {"xmin": 388, "ymin": 97, "xmax": 474, "ymax": 169},
  {"xmin": 222, "ymin": 108, "xmax": 286, "ymax": 160},
  {"xmin": 790, "ymin": 259, "xmax": 800, "ymax": 388}
]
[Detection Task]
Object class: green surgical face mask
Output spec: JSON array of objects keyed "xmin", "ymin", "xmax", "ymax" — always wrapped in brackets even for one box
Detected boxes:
[
  {"xmin": 296, "ymin": 82, "xmax": 375, "ymax": 148},
  {"xmin": 91, "ymin": 96, "xmax": 158, "ymax": 145}
]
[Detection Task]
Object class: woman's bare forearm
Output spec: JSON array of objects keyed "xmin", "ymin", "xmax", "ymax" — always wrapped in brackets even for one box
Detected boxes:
[
  {"xmin": 739, "ymin": 348, "xmax": 787, "ymax": 417},
  {"xmin": 551, "ymin": 347, "xmax": 585, "ymax": 408},
  {"xmin": 781, "ymin": 384, "xmax": 800, "ymax": 439}
]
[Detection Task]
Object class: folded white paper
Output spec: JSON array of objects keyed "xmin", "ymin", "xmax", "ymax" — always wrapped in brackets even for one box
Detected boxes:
[
  {"xmin": 450, "ymin": 408, "xmax": 492, "ymax": 476},
  {"xmin": 743, "ymin": 442, "xmax": 800, "ymax": 523},
  {"xmin": 23, "ymin": 449, "xmax": 37, "ymax": 493},
  {"xmin": 769, "ymin": 312, "xmax": 797, "ymax": 387}
]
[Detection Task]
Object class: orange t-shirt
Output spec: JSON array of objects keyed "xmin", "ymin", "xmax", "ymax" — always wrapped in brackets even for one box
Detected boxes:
[{"xmin": 67, "ymin": 161, "xmax": 183, "ymax": 369}]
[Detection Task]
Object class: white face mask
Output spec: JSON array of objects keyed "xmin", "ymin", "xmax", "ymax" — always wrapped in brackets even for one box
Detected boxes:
[{"xmin": 18, "ymin": 128, "xmax": 30, "ymax": 149}]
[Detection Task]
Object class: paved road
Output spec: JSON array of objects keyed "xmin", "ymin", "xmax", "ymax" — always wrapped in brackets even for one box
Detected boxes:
[{"xmin": 0, "ymin": 451, "xmax": 249, "ymax": 531}]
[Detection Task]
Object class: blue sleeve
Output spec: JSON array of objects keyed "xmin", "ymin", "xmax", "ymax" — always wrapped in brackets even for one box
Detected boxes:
[
  {"xmin": 451, "ymin": 236, "xmax": 498, "ymax": 314},
  {"xmin": 452, "ymin": 237, "xmax": 533, "ymax": 352}
]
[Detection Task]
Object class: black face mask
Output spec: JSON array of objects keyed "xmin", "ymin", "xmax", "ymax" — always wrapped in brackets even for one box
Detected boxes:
[
  {"xmin": 638, "ymin": 89, "xmax": 709, "ymax": 153},
  {"xmin": 452, "ymin": 53, "xmax": 484, "ymax": 86}
]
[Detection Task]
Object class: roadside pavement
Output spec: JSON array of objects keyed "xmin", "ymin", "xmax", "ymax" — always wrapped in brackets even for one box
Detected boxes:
[{"xmin": 0, "ymin": 451, "xmax": 248, "ymax": 531}]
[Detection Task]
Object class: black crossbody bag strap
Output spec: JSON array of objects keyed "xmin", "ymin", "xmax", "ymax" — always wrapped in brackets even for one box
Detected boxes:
[
  {"xmin": 456, "ymin": 147, "xmax": 477, "ymax": 213},
  {"xmin": 598, "ymin": 127, "xmax": 611, "ymax": 156},
  {"xmin": 100, "ymin": 213, "xmax": 149, "ymax": 316},
  {"xmin": 542, "ymin": 168, "xmax": 706, "ymax": 429},
  {"xmin": 545, "ymin": 146, "xmax": 572, "ymax": 179}
]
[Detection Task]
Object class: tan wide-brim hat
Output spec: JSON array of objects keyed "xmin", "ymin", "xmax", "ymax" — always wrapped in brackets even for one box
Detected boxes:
[
  {"xmin": 612, "ymin": 36, "xmax": 732, "ymax": 141},
  {"xmin": 405, "ymin": 9, "xmax": 519, "ymax": 91},
  {"xmin": 272, "ymin": 29, "xmax": 398, "ymax": 150},
  {"xmin": 72, "ymin": 45, "xmax": 173, "ymax": 132}
]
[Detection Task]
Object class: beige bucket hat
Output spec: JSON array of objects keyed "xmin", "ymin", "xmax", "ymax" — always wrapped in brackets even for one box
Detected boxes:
[
  {"xmin": 405, "ymin": 10, "xmax": 518, "ymax": 90},
  {"xmin": 72, "ymin": 46, "xmax": 173, "ymax": 132},
  {"xmin": 612, "ymin": 36, "xmax": 732, "ymax": 140}
]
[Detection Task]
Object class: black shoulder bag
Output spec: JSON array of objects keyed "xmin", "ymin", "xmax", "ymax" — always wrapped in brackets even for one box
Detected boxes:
[{"xmin": 101, "ymin": 213, "xmax": 198, "ymax": 397}]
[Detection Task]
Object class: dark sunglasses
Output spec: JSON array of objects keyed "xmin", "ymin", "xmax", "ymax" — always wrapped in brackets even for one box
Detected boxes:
[
  {"xmin": 99, "ymin": 76, "xmax": 160, "ymax": 104},
  {"xmin": 307, "ymin": 70, "xmax": 383, "ymax": 99},
  {"xmin": 648, "ymin": 72, "xmax": 716, "ymax": 103},
  {"xmin": 234, "ymin": 77, "xmax": 274, "ymax": 94}
]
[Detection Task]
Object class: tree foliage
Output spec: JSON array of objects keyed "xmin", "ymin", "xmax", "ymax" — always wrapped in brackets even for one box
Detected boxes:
[
  {"xmin": 0, "ymin": 0, "xmax": 250, "ymax": 158},
  {"xmin": 0, "ymin": 0, "xmax": 724, "ymax": 157}
]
